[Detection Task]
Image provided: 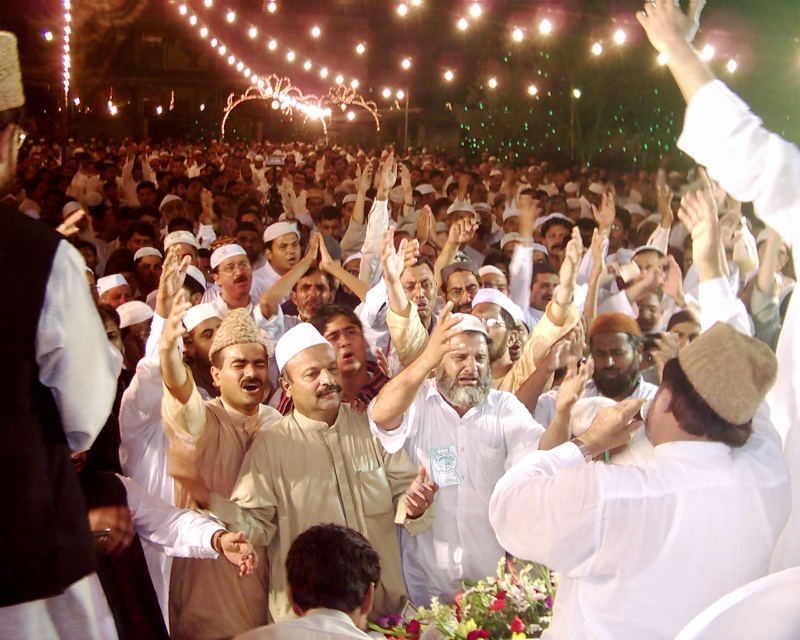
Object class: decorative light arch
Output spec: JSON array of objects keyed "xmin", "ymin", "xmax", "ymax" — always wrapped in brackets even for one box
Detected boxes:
[{"xmin": 325, "ymin": 84, "xmax": 380, "ymax": 131}]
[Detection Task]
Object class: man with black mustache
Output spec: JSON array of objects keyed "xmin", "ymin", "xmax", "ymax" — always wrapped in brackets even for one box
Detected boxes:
[
  {"xmin": 534, "ymin": 312, "xmax": 658, "ymax": 427},
  {"xmin": 189, "ymin": 322, "xmax": 435, "ymax": 624}
]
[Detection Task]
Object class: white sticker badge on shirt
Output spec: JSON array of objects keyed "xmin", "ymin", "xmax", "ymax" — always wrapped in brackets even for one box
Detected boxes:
[{"xmin": 429, "ymin": 445, "xmax": 462, "ymax": 488}]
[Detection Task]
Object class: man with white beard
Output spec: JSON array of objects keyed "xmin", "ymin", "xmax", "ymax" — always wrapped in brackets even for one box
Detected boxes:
[{"xmin": 368, "ymin": 304, "xmax": 571, "ymax": 605}]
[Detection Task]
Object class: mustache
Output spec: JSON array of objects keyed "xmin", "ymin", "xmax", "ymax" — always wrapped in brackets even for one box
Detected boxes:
[{"xmin": 316, "ymin": 384, "xmax": 342, "ymax": 397}]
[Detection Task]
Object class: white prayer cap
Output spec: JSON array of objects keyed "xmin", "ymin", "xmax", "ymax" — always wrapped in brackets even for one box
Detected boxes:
[
  {"xmin": 62, "ymin": 200, "xmax": 84, "ymax": 219},
  {"xmin": 616, "ymin": 248, "xmax": 635, "ymax": 264},
  {"xmin": 334, "ymin": 184, "xmax": 352, "ymax": 196},
  {"xmin": 473, "ymin": 202, "xmax": 492, "ymax": 215},
  {"xmin": 85, "ymin": 192, "xmax": 103, "ymax": 207},
  {"xmin": 548, "ymin": 213, "xmax": 573, "ymax": 224},
  {"xmin": 471, "ymin": 287, "xmax": 524, "ymax": 325},
  {"xmin": 417, "ymin": 183, "xmax": 435, "ymax": 196},
  {"xmin": 186, "ymin": 265, "xmax": 206, "ymax": 288},
  {"xmin": 451, "ymin": 313, "xmax": 489, "ymax": 337},
  {"xmin": 276, "ymin": 322, "xmax": 331, "ymax": 373},
  {"xmin": 625, "ymin": 202, "xmax": 645, "ymax": 217},
  {"xmin": 541, "ymin": 184, "xmax": 559, "ymax": 197},
  {"xmin": 263, "ymin": 221, "xmax": 300, "ymax": 244},
  {"xmin": 165, "ymin": 230, "xmax": 200, "ymax": 251},
  {"xmin": 636, "ymin": 214, "xmax": 662, "ymax": 233},
  {"xmin": 632, "ymin": 244, "xmax": 666, "ymax": 258},
  {"xmin": 479, "ymin": 265, "xmax": 505, "ymax": 279},
  {"xmin": 500, "ymin": 232, "xmax": 523, "ymax": 250},
  {"xmin": 183, "ymin": 303, "xmax": 220, "ymax": 333},
  {"xmin": 564, "ymin": 181, "xmax": 579, "ymax": 194},
  {"xmin": 342, "ymin": 194, "xmax": 358, "ymax": 205},
  {"xmin": 97, "ymin": 273, "xmax": 129, "ymax": 295},
  {"xmin": 502, "ymin": 206, "xmax": 521, "ymax": 221},
  {"xmin": 533, "ymin": 242, "xmax": 549, "ymax": 256},
  {"xmin": 389, "ymin": 186, "xmax": 405, "ymax": 204},
  {"xmin": 490, "ymin": 169, "xmax": 503, "ymax": 177},
  {"xmin": 566, "ymin": 197, "xmax": 581, "ymax": 210},
  {"xmin": 210, "ymin": 244, "xmax": 247, "ymax": 270},
  {"xmin": 533, "ymin": 215, "xmax": 549, "ymax": 230},
  {"xmin": 447, "ymin": 201, "xmax": 478, "ymax": 219},
  {"xmin": 343, "ymin": 252, "xmax": 362, "ymax": 267},
  {"xmin": 254, "ymin": 154, "xmax": 264, "ymax": 162},
  {"xmin": 588, "ymin": 182, "xmax": 605, "ymax": 195},
  {"xmin": 117, "ymin": 301, "xmax": 154, "ymax": 329},
  {"xmin": 159, "ymin": 194, "xmax": 184, "ymax": 211},
  {"xmin": 134, "ymin": 247, "xmax": 162, "ymax": 261},
  {"xmin": 0, "ymin": 32, "xmax": 24, "ymax": 112}
]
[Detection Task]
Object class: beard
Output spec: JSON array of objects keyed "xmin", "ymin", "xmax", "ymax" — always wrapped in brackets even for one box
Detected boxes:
[
  {"xmin": 435, "ymin": 365, "xmax": 493, "ymax": 410},
  {"xmin": 594, "ymin": 361, "xmax": 640, "ymax": 399},
  {"xmin": 488, "ymin": 329, "xmax": 509, "ymax": 363}
]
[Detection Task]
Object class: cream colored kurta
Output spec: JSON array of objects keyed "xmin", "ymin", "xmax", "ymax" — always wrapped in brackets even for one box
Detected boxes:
[
  {"xmin": 208, "ymin": 404, "xmax": 432, "ymax": 624},
  {"xmin": 162, "ymin": 370, "xmax": 282, "ymax": 640}
]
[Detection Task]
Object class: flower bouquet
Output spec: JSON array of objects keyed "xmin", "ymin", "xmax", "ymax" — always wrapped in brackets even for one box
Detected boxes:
[{"xmin": 370, "ymin": 558, "xmax": 557, "ymax": 640}]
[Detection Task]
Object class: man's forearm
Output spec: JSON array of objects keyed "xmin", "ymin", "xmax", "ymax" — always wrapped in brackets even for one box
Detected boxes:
[
  {"xmin": 370, "ymin": 355, "xmax": 431, "ymax": 431},
  {"xmin": 159, "ymin": 342, "xmax": 192, "ymax": 404},
  {"xmin": 260, "ymin": 257, "xmax": 312, "ymax": 318},
  {"xmin": 665, "ymin": 41, "xmax": 715, "ymax": 105},
  {"xmin": 539, "ymin": 408, "xmax": 572, "ymax": 451}
]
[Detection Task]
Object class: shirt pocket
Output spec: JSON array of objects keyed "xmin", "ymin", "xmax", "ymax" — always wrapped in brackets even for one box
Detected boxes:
[
  {"xmin": 472, "ymin": 440, "xmax": 507, "ymax": 495},
  {"xmin": 357, "ymin": 468, "xmax": 394, "ymax": 517}
]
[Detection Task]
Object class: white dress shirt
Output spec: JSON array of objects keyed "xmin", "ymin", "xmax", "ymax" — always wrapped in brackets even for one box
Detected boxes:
[
  {"xmin": 233, "ymin": 608, "xmax": 371, "ymax": 640},
  {"xmin": 489, "ymin": 404, "xmax": 790, "ymax": 640},
  {"xmin": 369, "ymin": 380, "xmax": 544, "ymax": 604},
  {"xmin": 676, "ymin": 80, "xmax": 800, "ymax": 571}
]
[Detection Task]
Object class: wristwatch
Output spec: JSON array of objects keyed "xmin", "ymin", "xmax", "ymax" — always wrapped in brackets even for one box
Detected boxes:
[{"xmin": 570, "ymin": 437, "xmax": 592, "ymax": 463}]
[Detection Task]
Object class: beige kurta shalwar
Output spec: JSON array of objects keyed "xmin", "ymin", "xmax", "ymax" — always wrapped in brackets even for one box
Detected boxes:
[
  {"xmin": 208, "ymin": 404, "xmax": 433, "ymax": 624},
  {"xmin": 162, "ymin": 369, "xmax": 282, "ymax": 640}
]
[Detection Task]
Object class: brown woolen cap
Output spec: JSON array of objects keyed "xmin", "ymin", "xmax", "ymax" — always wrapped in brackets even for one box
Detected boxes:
[
  {"xmin": 208, "ymin": 308, "xmax": 268, "ymax": 362},
  {"xmin": 588, "ymin": 312, "xmax": 642, "ymax": 341},
  {"xmin": 677, "ymin": 322, "xmax": 777, "ymax": 425}
]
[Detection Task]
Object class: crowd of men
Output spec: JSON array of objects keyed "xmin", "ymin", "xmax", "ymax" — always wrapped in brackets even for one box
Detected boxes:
[{"xmin": 3, "ymin": 1, "xmax": 800, "ymax": 639}]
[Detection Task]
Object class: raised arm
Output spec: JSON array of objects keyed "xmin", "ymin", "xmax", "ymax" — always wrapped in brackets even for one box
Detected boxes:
[
  {"xmin": 159, "ymin": 289, "xmax": 194, "ymax": 405},
  {"xmin": 550, "ymin": 226, "xmax": 583, "ymax": 326},
  {"xmin": 258, "ymin": 233, "xmax": 320, "ymax": 319},
  {"xmin": 319, "ymin": 234, "xmax": 368, "ymax": 302}
]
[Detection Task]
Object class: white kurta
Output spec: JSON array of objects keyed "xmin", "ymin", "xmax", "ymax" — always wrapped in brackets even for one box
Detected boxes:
[
  {"xmin": 489, "ymin": 405, "xmax": 790, "ymax": 640},
  {"xmin": 233, "ymin": 609, "xmax": 371, "ymax": 640},
  {"xmin": 368, "ymin": 381, "xmax": 544, "ymax": 604},
  {"xmin": 675, "ymin": 79, "xmax": 800, "ymax": 569}
]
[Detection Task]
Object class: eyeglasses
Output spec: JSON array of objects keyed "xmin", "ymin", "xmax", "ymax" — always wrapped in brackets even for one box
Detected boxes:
[
  {"xmin": 474, "ymin": 316, "xmax": 506, "ymax": 329},
  {"xmin": 219, "ymin": 259, "xmax": 252, "ymax": 274},
  {"xmin": 447, "ymin": 284, "xmax": 479, "ymax": 299}
]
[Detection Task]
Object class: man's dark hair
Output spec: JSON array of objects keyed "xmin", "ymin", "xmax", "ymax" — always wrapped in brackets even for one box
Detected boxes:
[
  {"xmin": 482, "ymin": 250, "xmax": 510, "ymax": 272},
  {"xmin": 445, "ymin": 183, "xmax": 459, "ymax": 198},
  {"xmin": 661, "ymin": 358, "xmax": 752, "ymax": 448},
  {"xmin": 237, "ymin": 198, "xmax": 263, "ymax": 217},
  {"xmin": 666, "ymin": 310, "xmax": 700, "ymax": 332},
  {"xmin": 187, "ymin": 176, "xmax": 206, "ymax": 190},
  {"xmin": 531, "ymin": 261, "xmax": 558, "ymax": 285},
  {"xmin": 310, "ymin": 304, "xmax": 363, "ymax": 336},
  {"xmin": 104, "ymin": 249, "xmax": 135, "ymax": 276},
  {"xmin": 135, "ymin": 206, "xmax": 160, "ymax": 222},
  {"xmin": 96, "ymin": 304, "xmax": 120, "ymax": 330},
  {"xmin": 292, "ymin": 267, "xmax": 332, "ymax": 292},
  {"xmin": 286, "ymin": 524, "xmax": 380, "ymax": 614},
  {"xmin": 121, "ymin": 221, "xmax": 156, "ymax": 245},
  {"xmin": 72, "ymin": 239, "xmax": 97, "ymax": 257},
  {"xmin": 615, "ymin": 206, "xmax": 632, "ymax": 231},
  {"xmin": 541, "ymin": 217, "xmax": 574, "ymax": 239},
  {"xmin": 407, "ymin": 255, "xmax": 435, "ymax": 275},
  {"xmin": 235, "ymin": 221, "xmax": 259, "ymax": 236},
  {"xmin": 136, "ymin": 180, "xmax": 158, "ymax": 193},
  {"xmin": 183, "ymin": 272, "xmax": 206, "ymax": 298},
  {"xmin": 431, "ymin": 197, "xmax": 452, "ymax": 217},
  {"xmin": 168, "ymin": 216, "xmax": 194, "ymax": 233},
  {"xmin": 319, "ymin": 205, "xmax": 342, "ymax": 222}
]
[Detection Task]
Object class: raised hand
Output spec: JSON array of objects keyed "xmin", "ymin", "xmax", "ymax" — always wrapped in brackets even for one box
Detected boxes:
[
  {"xmin": 518, "ymin": 194, "xmax": 541, "ymax": 239},
  {"xmin": 559, "ymin": 226, "xmax": 585, "ymax": 288},
  {"xmin": 373, "ymin": 346, "xmax": 391, "ymax": 379},
  {"xmin": 377, "ymin": 153, "xmax": 398, "ymax": 198},
  {"xmin": 380, "ymin": 228, "xmax": 405, "ymax": 284},
  {"xmin": 636, "ymin": 0, "xmax": 707, "ymax": 55},
  {"xmin": 656, "ymin": 183, "xmax": 673, "ymax": 227},
  {"xmin": 415, "ymin": 205, "xmax": 434, "ymax": 243},
  {"xmin": 651, "ymin": 331, "xmax": 681, "ymax": 382},
  {"xmin": 56, "ymin": 209, "xmax": 86, "ymax": 237},
  {"xmin": 447, "ymin": 218, "xmax": 475, "ymax": 246},
  {"xmin": 200, "ymin": 188, "xmax": 214, "ymax": 214},
  {"xmin": 317, "ymin": 232, "xmax": 338, "ymax": 274},
  {"xmin": 161, "ymin": 246, "xmax": 192, "ymax": 300},
  {"xmin": 219, "ymin": 531, "xmax": 258, "ymax": 577},
  {"xmin": 592, "ymin": 191, "xmax": 616, "ymax": 229},
  {"xmin": 400, "ymin": 163, "xmax": 412, "ymax": 201},
  {"xmin": 556, "ymin": 357, "xmax": 594, "ymax": 414},
  {"xmin": 161, "ymin": 289, "xmax": 192, "ymax": 349},
  {"xmin": 404, "ymin": 465, "xmax": 439, "ymax": 519},
  {"xmin": 662, "ymin": 254, "xmax": 685, "ymax": 304},
  {"xmin": 580, "ymin": 397, "xmax": 648, "ymax": 458},
  {"xmin": 420, "ymin": 301, "xmax": 466, "ymax": 370},
  {"xmin": 589, "ymin": 228, "xmax": 610, "ymax": 277},
  {"xmin": 678, "ymin": 189, "xmax": 726, "ymax": 280},
  {"xmin": 357, "ymin": 162, "xmax": 374, "ymax": 193}
]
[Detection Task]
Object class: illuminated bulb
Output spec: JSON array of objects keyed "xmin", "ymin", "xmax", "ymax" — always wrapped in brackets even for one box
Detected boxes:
[
  {"xmin": 156, "ymin": 106, "xmax": 163, "ymax": 114},
  {"xmin": 411, "ymin": 0, "xmax": 421, "ymax": 4},
  {"xmin": 178, "ymin": 4, "xmax": 187, "ymax": 15},
  {"xmin": 592, "ymin": 42, "xmax": 602, "ymax": 56},
  {"xmin": 347, "ymin": 111, "xmax": 356, "ymax": 121},
  {"xmin": 311, "ymin": 26, "xmax": 321, "ymax": 38},
  {"xmin": 320, "ymin": 67, "xmax": 328, "ymax": 78},
  {"xmin": 401, "ymin": 57, "xmax": 411, "ymax": 70},
  {"xmin": 457, "ymin": 18, "xmax": 468, "ymax": 31},
  {"xmin": 218, "ymin": 45, "xmax": 226, "ymax": 55},
  {"xmin": 700, "ymin": 44, "xmax": 715, "ymax": 61},
  {"xmin": 657, "ymin": 52, "xmax": 669, "ymax": 66},
  {"xmin": 200, "ymin": 27, "xmax": 208, "ymax": 37},
  {"xmin": 613, "ymin": 29, "xmax": 626, "ymax": 45},
  {"xmin": 271, "ymin": 100, "xmax": 280, "ymax": 109},
  {"xmin": 304, "ymin": 60, "xmax": 312, "ymax": 70},
  {"xmin": 189, "ymin": 15, "xmax": 197, "ymax": 25},
  {"xmin": 228, "ymin": 55, "xmax": 235, "ymax": 65},
  {"xmin": 43, "ymin": 31, "xmax": 54, "ymax": 41},
  {"xmin": 397, "ymin": 3, "xmax": 408, "ymax": 16},
  {"xmin": 268, "ymin": 39, "xmax": 277, "ymax": 51},
  {"xmin": 351, "ymin": 79, "xmax": 359, "ymax": 89},
  {"xmin": 249, "ymin": 26, "xmax": 257, "ymax": 38},
  {"xmin": 257, "ymin": 79, "xmax": 264, "ymax": 88},
  {"xmin": 244, "ymin": 68, "xmax": 250, "ymax": 76},
  {"xmin": 226, "ymin": 10, "xmax": 235, "ymax": 23},
  {"xmin": 488, "ymin": 77, "xmax": 498, "ymax": 89},
  {"xmin": 727, "ymin": 59, "xmax": 737, "ymax": 73},
  {"xmin": 382, "ymin": 88, "xmax": 392, "ymax": 98},
  {"xmin": 200, "ymin": 103, "xmax": 205, "ymax": 111},
  {"xmin": 65, "ymin": 13, "xmax": 71, "ymax": 22},
  {"xmin": 287, "ymin": 51, "xmax": 295, "ymax": 61},
  {"xmin": 469, "ymin": 3, "xmax": 481, "ymax": 18},
  {"xmin": 539, "ymin": 19, "xmax": 552, "ymax": 35},
  {"xmin": 109, "ymin": 105, "xmax": 117, "ymax": 115},
  {"xmin": 204, "ymin": 0, "xmax": 212, "ymax": 7},
  {"xmin": 210, "ymin": 38, "xmax": 218, "ymax": 46},
  {"xmin": 73, "ymin": 97, "xmax": 80, "ymax": 105},
  {"xmin": 573, "ymin": 88, "xmax": 582, "ymax": 99},
  {"xmin": 512, "ymin": 28, "xmax": 523, "ymax": 42},
  {"xmin": 396, "ymin": 89, "xmax": 405, "ymax": 100},
  {"xmin": 528, "ymin": 84, "xmax": 538, "ymax": 96},
  {"xmin": 335, "ymin": 74, "xmax": 344, "ymax": 84},
  {"xmin": 236, "ymin": 61, "xmax": 244, "ymax": 71},
  {"xmin": 356, "ymin": 43, "xmax": 366, "ymax": 55},
  {"xmin": 267, "ymin": 1, "xmax": 276, "ymax": 12},
  {"xmin": 444, "ymin": 69, "xmax": 454, "ymax": 81}
]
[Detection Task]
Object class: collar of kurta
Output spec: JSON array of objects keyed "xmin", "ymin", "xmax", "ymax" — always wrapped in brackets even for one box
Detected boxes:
[
  {"xmin": 218, "ymin": 396, "xmax": 272, "ymax": 429},
  {"xmin": 652, "ymin": 439, "xmax": 731, "ymax": 459},
  {"xmin": 292, "ymin": 404, "xmax": 348, "ymax": 431}
]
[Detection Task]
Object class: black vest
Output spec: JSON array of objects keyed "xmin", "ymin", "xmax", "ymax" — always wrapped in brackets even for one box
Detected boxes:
[{"xmin": 0, "ymin": 206, "xmax": 96, "ymax": 606}]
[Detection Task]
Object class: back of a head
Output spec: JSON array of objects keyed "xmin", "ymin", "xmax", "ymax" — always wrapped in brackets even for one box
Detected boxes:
[{"xmin": 286, "ymin": 524, "xmax": 381, "ymax": 614}]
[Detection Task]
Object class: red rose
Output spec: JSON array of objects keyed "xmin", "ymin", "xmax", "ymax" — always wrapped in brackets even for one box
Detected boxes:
[
  {"xmin": 406, "ymin": 620, "xmax": 421, "ymax": 635},
  {"xmin": 496, "ymin": 590, "xmax": 508, "ymax": 600},
  {"xmin": 511, "ymin": 616, "xmax": 526, "ymax": 633},
  {"xmin": 489, "ymin": 597, "xmax": 507, "ymax": 611},
  {"xmin": 467, "ymin": 631, "xmax": 489, "ymax": 640}
]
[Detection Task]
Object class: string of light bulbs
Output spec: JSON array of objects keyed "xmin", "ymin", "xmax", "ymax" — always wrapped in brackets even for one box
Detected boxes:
[
  {"xmin": 190, "ymin": 0, "xmax": 363, "ymax": 90},
  {"xmin": 62, "ymin": 0, "xmax": 71, "ymax": 102}
]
